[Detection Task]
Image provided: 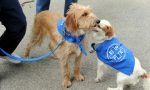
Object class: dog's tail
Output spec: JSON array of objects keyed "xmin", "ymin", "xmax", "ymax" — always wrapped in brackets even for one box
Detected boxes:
[{"xmin": 140, "ymin": 73, "xmax": 150, "ymax": 90}]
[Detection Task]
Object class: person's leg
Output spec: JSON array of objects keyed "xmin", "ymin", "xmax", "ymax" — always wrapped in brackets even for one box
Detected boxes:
[
  {"xmin": 36, "ymin": 0, "xmax": 51, "ymax": 14},
  {"xmin": 64, "ymin": 0, "xmax": 78, "ymax": 16},
  {"xmin": 0, "ymin": 0, "xmax": 26, "ymax": 63}
]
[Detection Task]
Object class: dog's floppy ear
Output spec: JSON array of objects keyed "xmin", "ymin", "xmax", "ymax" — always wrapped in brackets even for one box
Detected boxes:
[
  {"xmin": 65, "ymin": 13, "xmax": 78, "ymax": 33},
  {"xmin": 105, "ymin": 26, "xmax": 114, "ymax": 37}
]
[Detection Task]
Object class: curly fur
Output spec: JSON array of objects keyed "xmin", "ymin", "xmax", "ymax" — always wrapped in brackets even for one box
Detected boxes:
[{"xmin": 24, "ymin": 3, "xmax": 99, "ymax": 88}]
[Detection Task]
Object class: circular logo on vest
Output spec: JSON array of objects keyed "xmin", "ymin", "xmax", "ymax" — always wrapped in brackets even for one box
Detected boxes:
[{"xmin": 107, "ymin": 44, "xmax": 126, "ymax": 62}]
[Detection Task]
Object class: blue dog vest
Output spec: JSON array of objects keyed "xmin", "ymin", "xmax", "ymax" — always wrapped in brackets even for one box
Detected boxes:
[
  {"xmin": 94, "ymin": 37, "xmax": 135, "ymax": 76},
  {"xmin": 57, "ymin": 19, "xmax": 87, "ymax": 56}
]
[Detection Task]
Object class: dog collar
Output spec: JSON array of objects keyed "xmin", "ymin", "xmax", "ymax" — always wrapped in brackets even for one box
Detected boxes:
[
  {"xmin": 57, "ymin": 19, "xmax": 87, "ymax": 56},
  {"xmin": 92, "ymin": 37, "xmax": 135, "ymax": 76}
]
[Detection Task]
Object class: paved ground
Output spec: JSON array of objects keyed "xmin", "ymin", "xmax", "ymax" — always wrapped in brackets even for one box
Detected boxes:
[{"xmin": 0, "ymin": 0, "xmax": 150, "ymax": 90}]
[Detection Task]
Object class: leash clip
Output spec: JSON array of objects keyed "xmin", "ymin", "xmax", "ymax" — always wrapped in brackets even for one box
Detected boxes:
[{"xmin": 89, "ymin": 43, "xmax": 96, "ymax": 53}]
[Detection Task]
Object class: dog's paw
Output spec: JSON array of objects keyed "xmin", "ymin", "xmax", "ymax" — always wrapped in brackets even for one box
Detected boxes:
[
  {"xmin": 95, "ymin": 77, "xmax": 101, "ymax": 83},
  {"xmin": 62, "ymin": 79, "xmax": 72, "ymax": 88},
  {"xmin": 74, "ymin": 74, "xmax": 85, "ymax": 81},
  {"xmin": 23, "ymin": 53, "xmax": 30, "ymax": 58}
]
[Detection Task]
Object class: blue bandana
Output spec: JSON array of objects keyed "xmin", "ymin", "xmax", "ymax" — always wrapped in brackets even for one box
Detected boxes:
[
  {"xmin": 57, "ymin": 19, "xmax": 87, "ymax": 56},
  {"xmin": 93, "ymin": 37, "xmax": 135, "ymax": 76}
]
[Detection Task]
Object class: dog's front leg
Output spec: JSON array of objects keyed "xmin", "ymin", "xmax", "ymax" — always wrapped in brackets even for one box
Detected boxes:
[
  {"xmin": 95, "ymin": 59, "xmax": 106, "ymax": 82},
  {"xmin": 74, "ymin": 53, "xmax": 85, "ymax": 81},
  {"xmin": 60, "ymin": 56, "xmax": 71, "ymax": 88},
  {"xmin": 107, "ymin": 84, "xmax": 123, "ymax": 90}
]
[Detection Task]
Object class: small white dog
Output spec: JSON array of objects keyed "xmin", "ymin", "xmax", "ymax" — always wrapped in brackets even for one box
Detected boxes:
[{"xmin": 91, "ymin": 20, "xmax": 150, "ymax": 90}]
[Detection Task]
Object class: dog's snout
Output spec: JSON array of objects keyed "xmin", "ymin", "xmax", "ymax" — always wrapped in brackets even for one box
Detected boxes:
[{"xmin": 96, "ymin": 20, "xmax": 100, "ymax": 24}]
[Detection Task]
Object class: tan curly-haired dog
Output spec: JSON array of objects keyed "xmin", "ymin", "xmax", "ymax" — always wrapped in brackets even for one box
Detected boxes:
[{"xmin": 24, "ymin": 3, "xmax": 100, "ymax": 88}]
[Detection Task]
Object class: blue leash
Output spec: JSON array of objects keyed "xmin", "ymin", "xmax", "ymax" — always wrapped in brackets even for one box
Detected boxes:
[
  {"xmin": 0, "ymin": 19, "xmax": 87, "ymax": 62},
  {"xmin": 0, "ymin": 40, "xmax": 64, "ymax": 62}
]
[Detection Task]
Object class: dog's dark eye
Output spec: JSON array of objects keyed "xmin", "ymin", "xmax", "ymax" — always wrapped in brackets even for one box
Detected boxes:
[
  {"xmin": 107, "ymin": 26, "xmax": 109, "ymax": 29},
  {"xmin": 82, "ymin": 12, "xmax": 88, "ymax": 16}
]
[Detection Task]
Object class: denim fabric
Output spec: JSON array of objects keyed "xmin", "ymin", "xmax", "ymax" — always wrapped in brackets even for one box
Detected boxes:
[{"xmin": 36, "ymin": 0, "xmax": 78, "ymax": 16}]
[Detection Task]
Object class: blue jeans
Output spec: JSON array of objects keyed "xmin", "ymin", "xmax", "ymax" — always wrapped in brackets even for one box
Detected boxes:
[{"xmin": 36, "ymin": 0, "xmax": 78, "ymax": 16}]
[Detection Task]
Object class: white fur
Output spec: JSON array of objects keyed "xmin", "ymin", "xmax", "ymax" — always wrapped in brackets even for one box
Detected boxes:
[
  {"xmin": 99, "ymin": 19, "xmax": 111, "ymax": 28},
  {"xmin": 93, "ymin": 20, "xmax": 150, "ymax": 90},
  {"xmin": 143, "ymin": 77, "xmax": 150, "ymax": 90}
]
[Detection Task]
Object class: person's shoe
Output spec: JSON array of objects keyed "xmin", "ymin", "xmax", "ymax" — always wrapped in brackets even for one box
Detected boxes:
[{"xmin": 1, "ymin": 53, "xmax": 22, "ymax": 64}]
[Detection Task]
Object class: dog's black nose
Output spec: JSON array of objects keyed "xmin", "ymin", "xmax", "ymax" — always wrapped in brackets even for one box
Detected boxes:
[{"xmin": 96, "ymin": 20, "xmax": 100, "ymax": 24}]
